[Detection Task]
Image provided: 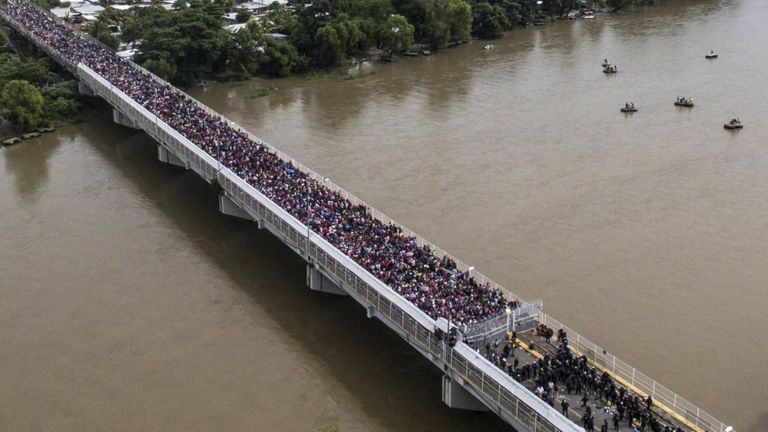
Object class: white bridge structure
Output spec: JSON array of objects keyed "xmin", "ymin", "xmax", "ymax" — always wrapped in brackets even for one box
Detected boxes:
[{"xmin": 0, "ymin": 5, "xmax": 733, "ymax": 432}]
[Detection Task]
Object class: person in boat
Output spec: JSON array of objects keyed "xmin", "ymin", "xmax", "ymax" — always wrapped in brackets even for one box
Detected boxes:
[
  {"xmin": 625, "ymin": 102, "xmax": 630, "ymax": 109},
  {"xmin": 731, "ymin": 118, "xmax": 740, "ymax": 125},
  {"xmin": 603, "ymin": 59, "xmax": 609, "ymax": 66}
]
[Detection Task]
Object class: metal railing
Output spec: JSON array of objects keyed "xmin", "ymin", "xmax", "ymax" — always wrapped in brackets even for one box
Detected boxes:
[{"xmin": 541, "ymin": 314, "xmax": 728, "ymax": 432}]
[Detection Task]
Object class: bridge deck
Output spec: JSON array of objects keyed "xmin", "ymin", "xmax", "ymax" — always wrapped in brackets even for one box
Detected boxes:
[{"xmin": 476, "ymin": 331, "xmax": 699, "ymax": 432}]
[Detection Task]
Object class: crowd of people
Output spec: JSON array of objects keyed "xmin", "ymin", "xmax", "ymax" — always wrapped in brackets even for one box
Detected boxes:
[
  {"xmin": 480, "ymin": 327, "xmax": 689, "ymax": 432},
  {"xmin": 0, "ymin": 0, "xmax": 517, "ymax": 326}
]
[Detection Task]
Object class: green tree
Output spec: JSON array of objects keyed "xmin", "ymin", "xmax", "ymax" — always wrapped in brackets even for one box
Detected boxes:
[
  {"xmin": 131, "ymin": 1, "xmax": 232, "ymax": 84},
  {"xmin": 379, "ymin": 14, "xmax": 414, "ymax": 57},
  {"xmin": 332, "ymin": 14, "xmax": 365, "ymax": 55},
  {"xmin": 261, "ymin": 2, "xmax": 299, "ymax": 34},
  {"xmin": 39, "ymin": 81, "xmax": 81, "ymax": 120},
  {"xmin": 313, "ymin": 25, "xmax": 345, "ymax": 67},
  {"xmin": 89, "ymin": 20, "xmax": 120, "ymax": 49},
  {"xmin": 446, "ymin": 0, "xmax": 472, "ymax": 40},
  {"xmin": 0, "ymin": 54, "xmax": 58, "ymax": 87},
  {"xmin": 472, "ymin": 2, "xmax": 507, "ymax": 38},
  {"xmin": 421, "ymin": 0, "xmax": 471, "ymax": 48},
  {"xmin": 257, "ymin": 36, "xmax": 308, "ymax": 76},
  {"xmin": 97, "ymin": 7, "xmax": 136, "ymax": 29},
  {"xmin": 235, "ymin": 8, "xmax": 251, "ymax": 23},
  {"xmin": 228, "ymin": 22, "xmax": 261, "ymax": 76},
  {"xmin": 142, "ymin": 56, "xmax": 178, "ymax": 81},
  {"xmin": 0, "ymin": 80, "xmax": 45, "ymax": 131},
  {"xmin": 98, "ymin": 31, "xmax": 121, "ymax": 49}
]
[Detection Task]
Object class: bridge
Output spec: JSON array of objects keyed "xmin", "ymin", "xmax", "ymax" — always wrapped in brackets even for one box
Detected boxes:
[{"xmin": 0, "ymin": 2, "xmax": 733, "ymax": 432}]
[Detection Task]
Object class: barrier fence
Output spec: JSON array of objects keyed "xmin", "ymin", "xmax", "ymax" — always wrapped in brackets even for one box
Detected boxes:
[{"xmin": 541, "ymin": 314, "xmax": 728, "ymax": 432}]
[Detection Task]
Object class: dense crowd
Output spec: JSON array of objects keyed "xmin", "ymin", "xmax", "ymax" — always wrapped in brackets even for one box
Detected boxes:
[
  {"xmin": 0, "ymin": 0, "xmax": 516, "ymax": 326},
  {"xmin": 481, "ymin": 327, "xmax": 688, "ymax": 432}
]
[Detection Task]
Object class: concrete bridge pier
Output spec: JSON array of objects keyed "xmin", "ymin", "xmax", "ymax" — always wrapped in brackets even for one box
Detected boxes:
[
  {"xmin": 78, "ymin": 81, "xmax": 96, "ymax": 97},
  {"xmin": 112, "ymin": 109, "xmax": 139, "ymax": 129},
  {"xmin": 442, "ymin": 376, "xmax": 489, "ymax": 411},
  {"xmin": 219, "ymin": 193, "xmax": 251, "ymax": 219},
  {"xmin": 158, "ymin": 145, "xmax": 188, "ymax": 169},
  {"xmin": 306, "ymin": 264, "xmax": 347, "ymax": 296}
]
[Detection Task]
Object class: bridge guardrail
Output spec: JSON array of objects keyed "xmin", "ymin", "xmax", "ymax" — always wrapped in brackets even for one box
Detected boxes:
[
  {"xmin": 116, "ymin": 57, "xmax": 527, "ymax": 309},
  {"xmin": 541, "ymin": 314, "xmax": 727, "ymax": 432},
  {"xmin": 75, "ymin": 64, "xmax": 578, "ymax": 432},
  {"xmin": 76, "ymin": 58, "xmax": 730, "ymax": 432}
]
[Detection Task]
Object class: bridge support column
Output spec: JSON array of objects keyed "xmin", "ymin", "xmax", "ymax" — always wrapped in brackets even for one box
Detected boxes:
[
  {"xmin": 78, "ymin": 81, "xmax": 96, "ymax": 97},
  {"xmin": 219, "ymin": 194, "xmax": 251, "ymax": 220},
  {"xmin": 157, "ymin": 145, "xmax": 187, "ymax": 168},
  {"xmin": 442, "ymin": 376, "xmax": 489, "ymax": 411},
  {"xmin": 307, "ymin": 265, "xmax": 347, "ymax": 296},
  {"xmin": 113, "ymin": 109, "xmax": 139, "ymax": 129}
]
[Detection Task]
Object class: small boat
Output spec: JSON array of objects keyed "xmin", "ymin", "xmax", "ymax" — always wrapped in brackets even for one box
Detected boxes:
[
  {"xmin": 483, "ymin": 44, "xmax": 494, "ymax": 50},
  {"xmin": 621, "ymin": 106, "xmax": 638, "ymax": 113},
  {"xmin": 674, "ymin": 97, "xmax": 694, "ymax": 107},
  {"xmin": 584, "ymin": 14, "xmax": 595, "ymax": 19},
  {"xmin": 724, "ymin": 118, "xmax": 743, "ymax": 129},
  {"xmin": 603, "ymin": 65, "xmax": 618, "ymax": 74},
  {"xmin": 705, "ymin": 50, "xmax": 718, "ymax": 59}
]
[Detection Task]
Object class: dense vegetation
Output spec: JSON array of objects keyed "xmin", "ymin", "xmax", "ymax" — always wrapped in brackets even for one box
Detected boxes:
[
  {"xmin": 0, "ymin": 35, "xmax": 85, "ymax": 132},
  {"xmin": 78, "ymin": 0, "xmax": 617, "ymax": 85},
  {"xmin": 56, "ymin": 0, "xmax": 641, "ymax": 85}
]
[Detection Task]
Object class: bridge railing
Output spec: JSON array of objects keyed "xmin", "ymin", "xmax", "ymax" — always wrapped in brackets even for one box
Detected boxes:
[
  {"xmin": 76, "ymin": 64, "xmax": 582, "ymax": 432},
  {"xmin": 76, "ymin": 58, "xmax": 731, "ymax": 432},
  {"xmin": 307, "ymin": 235, "xmax": 580, "ymax": 432},
  {"xmin": 541, "ymin": 314, "xmax": 728, "ymax": 432},
  {"xmin": 100, "ymin": 56, "xmax": 528, "ymax": 312},
  {"xmin": 0, "ymin": 9, "xmax": 77, "ymax": 73}
]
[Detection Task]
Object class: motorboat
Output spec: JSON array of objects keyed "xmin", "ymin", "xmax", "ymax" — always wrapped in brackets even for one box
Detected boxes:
[
  {"xmin": 674, "ymin": 97, "xmax": 694, "ymax": 107},
  {"xmin": 620, "ymin": 104, "xmax": 638, "ymax": 113},
  {"xmin": 724, "ymin": 118, "xmax": 743, "ymax": 129},
  {"xmin": 705, "ymin": 50, "xmax": 718, "ymax": 59},
  {"xmin": 603, "ymin": 64, "xmax": 617, "ymax": 73},
  {"xmin": 483, "ymin": 44, "xmax": 494, "ymax": 50}
]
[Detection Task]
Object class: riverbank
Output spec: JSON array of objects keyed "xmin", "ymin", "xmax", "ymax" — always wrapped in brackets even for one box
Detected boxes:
[{"xmin": 0, "ymin": 40, "xmax": 97, "ymax": 141}]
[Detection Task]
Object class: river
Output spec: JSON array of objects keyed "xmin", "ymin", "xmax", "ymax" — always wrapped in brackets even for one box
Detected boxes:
[{"xmin": 2, "ymin": 0, "xmax": 766, "ymax": 430}]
